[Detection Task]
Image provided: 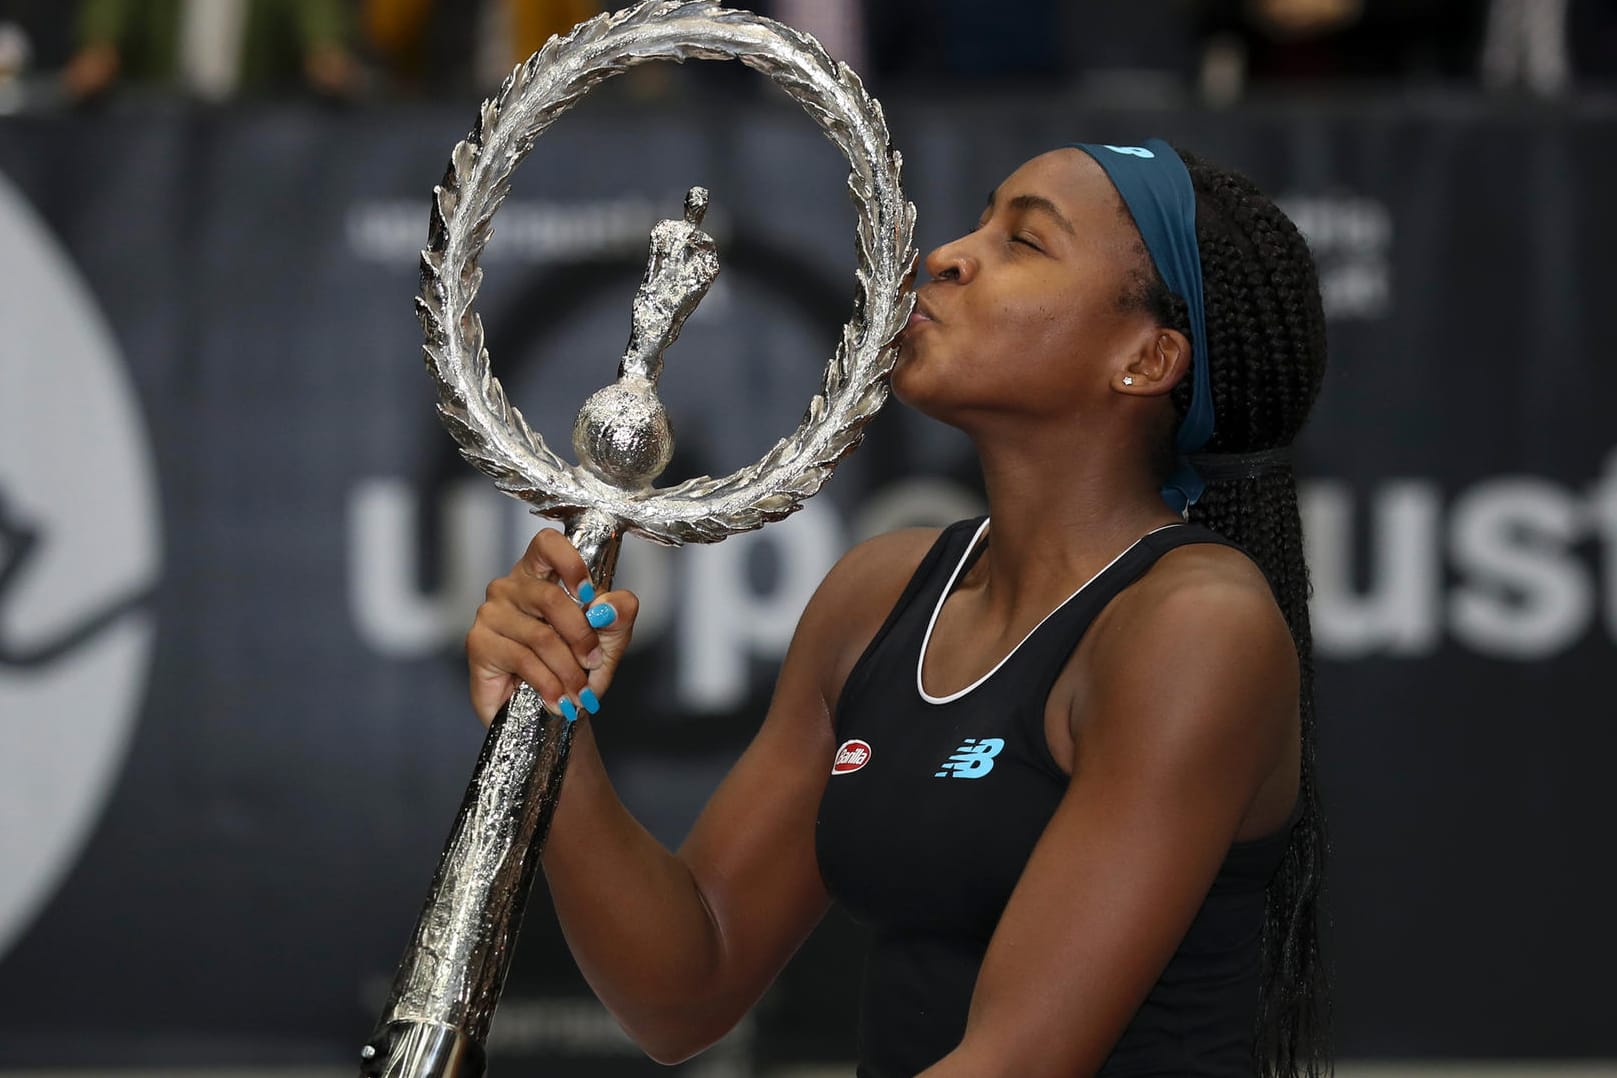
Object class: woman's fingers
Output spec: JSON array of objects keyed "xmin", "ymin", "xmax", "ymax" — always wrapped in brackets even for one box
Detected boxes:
[
  {"xmin": 488, "ymin": 574, "xmax": 602, "ymax": 671},
  {"xmin": 467, "ymin": 608, "xmax": 594, "ymax": 726},
  {"xmin": 466, "ymin": 530, "xmax": 643, "ymax": 727},
  {"xmin": 468, "ymin": 589, "xmax": 637, "ymax": 726},
  {"xmin": 582, "ymin": 588, "xmax": 638, "ymax": 699},
  {"xmin": 519, "ymin": 528, "xmax": 599, "ymax": 604},
  {"xmin": 466, "ymin": 623, "xmax": 566, "ymax": 726},
  {"xmin": 481, "ymin": 600, "xmax": 593, "ymax": 696}
]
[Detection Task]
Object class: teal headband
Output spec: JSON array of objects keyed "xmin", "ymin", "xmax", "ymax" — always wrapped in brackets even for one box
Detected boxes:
[{"xmin": 1071, "ymin": 140, "xmax": 1213, "ymax": 513}]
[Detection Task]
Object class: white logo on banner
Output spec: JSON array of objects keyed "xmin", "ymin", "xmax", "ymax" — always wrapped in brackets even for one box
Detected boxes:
[
  {"xmin": 0, "ymin": 173, "xmax": 161, "ymax": 961},
  {"xmin": 1279, "ymin": 193, "xmax": 1393, "ymax": 321},
  {"xmin": 1306, "ymin": 459, "xmax": 1617, "ymax": 659},
  {"xmin": 344, "ymin": 193, "xmax": 722, "ymax": 265},
  {"xmin": 346, "ymin": 476, "xmax": 984, "ymax": 711},
  {"xmin": 349, "ymin": 466, "xmax": 1617, "ymax": 680}
]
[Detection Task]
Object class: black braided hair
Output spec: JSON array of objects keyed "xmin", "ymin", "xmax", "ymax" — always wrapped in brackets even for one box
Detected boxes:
[{"xmin": 1121, "ymin": 149, "xmax": 1332, "ymax": 1077}]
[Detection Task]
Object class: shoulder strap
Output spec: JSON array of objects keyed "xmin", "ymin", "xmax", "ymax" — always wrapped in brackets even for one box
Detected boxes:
[
  {"xmin": 1138, "ymin": 522, "xmax": 1282, "ymax": 605},
  {"xmin": 1008, "ymin": 523, "xmax": 1248, "ymax": 695},
  {"xmin": 1136, "ymin": 521, "xmax": 1241, "ymax": 561}
]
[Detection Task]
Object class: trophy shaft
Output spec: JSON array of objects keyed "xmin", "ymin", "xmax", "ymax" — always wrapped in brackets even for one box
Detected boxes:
[{"xmin": 363, "ymin": 512, "xmax": 621, "ymax": 1077}]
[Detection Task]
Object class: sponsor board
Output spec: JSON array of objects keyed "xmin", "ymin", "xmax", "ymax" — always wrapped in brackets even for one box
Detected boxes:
[{"xmin": 0, "ymin": 173, "xmax": 160, "ymax": 964}]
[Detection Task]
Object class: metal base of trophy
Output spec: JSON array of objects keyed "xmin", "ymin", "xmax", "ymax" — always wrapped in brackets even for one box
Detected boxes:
[{"xmin": 361, "ymin": 1020, "xmax": 486, "ymax": 1078}]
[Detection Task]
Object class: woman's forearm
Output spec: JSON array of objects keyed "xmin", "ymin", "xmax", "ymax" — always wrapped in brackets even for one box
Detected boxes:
[
  {"xmin": 471, "ymin": 527, "xmax": 844, "ymax": 1061},
  {"xmin": 540, "ymin": 720, "xmax": 736, "ymax": 1062}
]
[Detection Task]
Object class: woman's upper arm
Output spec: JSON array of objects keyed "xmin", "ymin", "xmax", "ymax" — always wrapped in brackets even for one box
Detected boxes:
[
  {"xmin": 673, "ymin": 527, "xmax": 939, "ymax": 1021},
  {"xmin": 932, "ymin": 571, "xmax": 1299, "ymax": 1078}
]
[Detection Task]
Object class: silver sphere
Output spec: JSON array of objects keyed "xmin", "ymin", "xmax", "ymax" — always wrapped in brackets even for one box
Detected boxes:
[{"xmin": 572, "ymin": 378, "xmax": 674, "ymax": 490}]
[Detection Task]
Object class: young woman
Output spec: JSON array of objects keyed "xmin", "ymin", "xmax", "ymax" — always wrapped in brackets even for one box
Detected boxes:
[{"xmin": 465, "ymin": 141, "xmax": 1330, "ymax": 1077}]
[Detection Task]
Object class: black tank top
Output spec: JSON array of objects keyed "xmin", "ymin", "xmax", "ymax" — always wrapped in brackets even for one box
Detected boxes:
[{"xmin": 815, "ymin": 517, "xmax": 1298, "ymax": 1078}]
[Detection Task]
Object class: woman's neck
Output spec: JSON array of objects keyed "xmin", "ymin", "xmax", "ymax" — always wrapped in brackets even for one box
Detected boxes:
[{"xmin": 963, "ymin": 429, "xmax": 1183, "ymax": 625}]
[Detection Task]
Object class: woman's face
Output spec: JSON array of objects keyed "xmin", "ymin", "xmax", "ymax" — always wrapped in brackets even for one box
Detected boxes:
[{"xmin": 893, "ymin": 148, "xmax": 1158, "ymax": 428}]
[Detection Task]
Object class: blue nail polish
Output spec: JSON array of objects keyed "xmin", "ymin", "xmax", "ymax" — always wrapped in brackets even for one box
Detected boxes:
[
  {"xmin": 558, "ymin": 697, "xmax": 578, "ymax": 722},
  {"xmin": 579, "ymin": 688, "xmax": 600, "ymax": 714},
  {"xmin": 586, "ymin": 603, "xmax": 616, "ymax": 629},
  {"xmin": 576, "ymin": 581, "xmax": 596, "ymax": 604}
]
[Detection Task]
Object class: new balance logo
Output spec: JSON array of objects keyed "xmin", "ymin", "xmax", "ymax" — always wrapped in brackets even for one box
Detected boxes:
[{"xmin": 934, "ymin": 737, "xmax": 1005, "ymax": 779}]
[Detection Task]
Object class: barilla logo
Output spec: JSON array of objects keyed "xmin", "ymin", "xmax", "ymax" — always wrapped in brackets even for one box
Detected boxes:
[{"xmin": 832, "ymin": 739, "xmax": 873, "ymax": 775}]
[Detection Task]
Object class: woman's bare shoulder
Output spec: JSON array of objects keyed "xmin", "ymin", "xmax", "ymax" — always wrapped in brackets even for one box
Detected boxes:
[
  {"xmin": 1151, "ymin": 538, "xmax": 1276, "ymax": 594},
  {"xmin": 1086, "ymin": 538, "xmax": 1297, "ymax": 708},
  {"xmin": 792, "ymin": 525, "xmax": 947, "ymax": 693},
  {"xmin": 1109, "ymin": 540, "xmax": 1288, "ymax": 643},
  {"xmin": 814, "ymin": 526, "xmax": 944, "ymax": 621}
]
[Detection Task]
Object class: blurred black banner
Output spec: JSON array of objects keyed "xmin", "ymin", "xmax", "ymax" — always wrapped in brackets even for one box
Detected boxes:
[{"xmin": 0, "ymin": 96, "xmax": 1613, "ymax": 1069}]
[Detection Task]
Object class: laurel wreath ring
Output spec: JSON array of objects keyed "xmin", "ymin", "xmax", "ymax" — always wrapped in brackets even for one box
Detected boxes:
[{"xmin": 416, "ymin": 0, "xmax": 916, "ymax": 546}]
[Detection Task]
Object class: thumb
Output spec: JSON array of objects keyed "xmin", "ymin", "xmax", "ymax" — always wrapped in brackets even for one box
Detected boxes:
[{"xmin": 583, "ymin": 589, "xmax": 639, "ymax": 701}]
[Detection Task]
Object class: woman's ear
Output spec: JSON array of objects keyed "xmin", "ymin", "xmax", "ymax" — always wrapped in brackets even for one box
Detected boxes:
[{"xmin": 1114, "ymin": 329, "xmax": 1190, "ymax": 397}]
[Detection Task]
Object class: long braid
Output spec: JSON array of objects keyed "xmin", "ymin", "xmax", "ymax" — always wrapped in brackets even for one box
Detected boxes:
[{"xmin": 1126, "ymin": 150, "xmax": 1332, "ymax": 1076}]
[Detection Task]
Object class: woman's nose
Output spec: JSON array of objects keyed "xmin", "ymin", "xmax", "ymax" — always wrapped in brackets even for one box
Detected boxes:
[{"xmin": 923, "ymin": 235, "xmax": 976, "ymax": 284}]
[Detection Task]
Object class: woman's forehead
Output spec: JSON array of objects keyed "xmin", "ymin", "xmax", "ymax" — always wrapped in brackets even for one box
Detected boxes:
[
  {"xmin": 994, "ymin": 149, "xmax": 1123, "ymax": 224},
  {"xmin": 986, "ymin": 148, "xmax": 1131, "ymax": 251}
]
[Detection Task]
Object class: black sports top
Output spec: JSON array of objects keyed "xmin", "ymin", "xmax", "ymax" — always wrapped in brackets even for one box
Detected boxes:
[{"xmin": 815, "ymin": 517, "xmax": 1298, "ymax": 1078}]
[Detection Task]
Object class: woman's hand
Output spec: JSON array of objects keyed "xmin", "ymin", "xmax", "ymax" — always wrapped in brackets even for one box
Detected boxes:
[{"xmin": 465, "ymin": 528, "xmax": 638, "ymax": 726}]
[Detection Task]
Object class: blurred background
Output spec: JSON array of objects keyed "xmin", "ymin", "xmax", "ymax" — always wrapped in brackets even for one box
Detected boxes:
[{"xmin": 1, "ymin": 0, "xmax": 1615, "ymax": 1075}]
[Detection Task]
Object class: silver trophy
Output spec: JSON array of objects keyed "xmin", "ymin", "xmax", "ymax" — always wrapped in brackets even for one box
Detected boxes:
[{"xmin": 360, "ymin": 3, "xmax": 915, "ymax": 1075}]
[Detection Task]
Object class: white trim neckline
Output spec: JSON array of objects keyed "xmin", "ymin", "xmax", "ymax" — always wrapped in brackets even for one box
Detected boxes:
[{"xmin": 915, "ymin": 519, "xmax": 1185, "ymax": 705}]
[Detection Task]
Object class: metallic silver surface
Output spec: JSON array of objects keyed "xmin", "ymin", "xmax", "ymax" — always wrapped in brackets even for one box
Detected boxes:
[
  {"xmin": 416, "ymin": 0, "xmax": 916, "ymax": 545},
  {"xmin": 571, "ymin": 186, "xmax": 718, "ymax": 491},
  {"xmin": 616, "ymin": 185, "xmax": 717, "ymax": 387},
  {"xmin": 369, "ymin": 2, "xmax": 913, "ymax": 1074},
  {"xmin": 360, "ymin": 1023, "xmax": 484, "ymax": 1078}
]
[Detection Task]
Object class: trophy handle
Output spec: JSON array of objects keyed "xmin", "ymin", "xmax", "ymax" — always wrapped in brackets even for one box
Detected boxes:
[{"xmin": 362, "ymin": 512, "xmax": 621, "ymax": 1078}]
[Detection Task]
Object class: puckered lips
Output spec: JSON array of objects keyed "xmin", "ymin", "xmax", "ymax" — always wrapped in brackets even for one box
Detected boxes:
[{"xmin": 901, "ymin": 292, "xmax": 939, "ymax": 337}]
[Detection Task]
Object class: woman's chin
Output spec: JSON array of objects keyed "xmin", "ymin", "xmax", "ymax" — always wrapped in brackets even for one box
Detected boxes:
[
  {"xmin": 890, "ymin": 359, "xmax": 955, "ymax": 423},
  {"xmin": 889, "ymin": 351, "xmax": 925, "ymax": 407}
]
